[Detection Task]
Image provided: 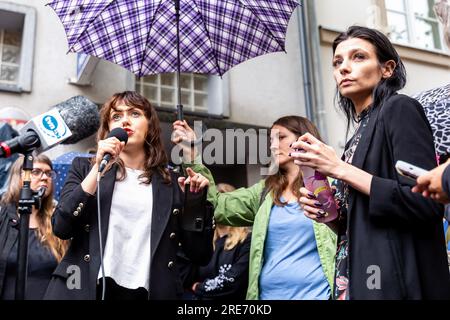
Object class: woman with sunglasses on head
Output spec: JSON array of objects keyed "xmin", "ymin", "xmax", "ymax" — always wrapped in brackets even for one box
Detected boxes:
[
  {"xmin": 291, "ymin": 26, "xmax": 450, "ymax": 299},
  {"xmin": 0, "ymin": 154, "xmax": 68, "ymax": 300},
  {"xmin": 45, "ymin": 91, "xmax": 213, "ymax": 300}
]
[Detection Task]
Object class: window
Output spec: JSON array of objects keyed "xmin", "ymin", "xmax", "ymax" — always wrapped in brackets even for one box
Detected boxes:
[
  {"xmin": 0, "ymin": 28, "xmax": 21, "ymax": 87},
  {"xmin": 385, "ymin": 0, "xmax": 446, "ymax": 51},
  {"xmin": 136, "ymin": 73, "xmax": 229, "ymax": 116},
  {"xmin": 0, "ymin": 3, "xmax": 36, "ymax": 93}
]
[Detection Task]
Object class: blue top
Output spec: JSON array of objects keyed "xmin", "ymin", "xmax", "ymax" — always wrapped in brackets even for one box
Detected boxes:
[
  {"xmin": 259, "ymin": 199, "xmax": 330, "ymax": 300},
  {"xmin": 444, "ymin": 219, "xmax": 450, "ymax": 251}
]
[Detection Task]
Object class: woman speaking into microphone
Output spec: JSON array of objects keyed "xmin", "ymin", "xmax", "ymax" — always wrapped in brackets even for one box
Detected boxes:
[{"xmin": 45, "ymin": 91, "xmax": 213, "ymax": 300}]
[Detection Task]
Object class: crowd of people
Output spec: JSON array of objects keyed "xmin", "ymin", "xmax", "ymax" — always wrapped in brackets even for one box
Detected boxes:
[{"xmin": 0, "ymin": 2, "xmax": 449, "ymax": 301}]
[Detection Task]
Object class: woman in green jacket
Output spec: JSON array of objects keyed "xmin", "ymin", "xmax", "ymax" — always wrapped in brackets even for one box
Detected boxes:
[{"xmin": 173, "ymin": 116, "xmax": 336, "ymax": 300}]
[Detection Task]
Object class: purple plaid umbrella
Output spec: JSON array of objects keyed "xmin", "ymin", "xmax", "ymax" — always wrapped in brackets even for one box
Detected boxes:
[{"xmin": 47, "ymin": 0, "xmax": 299, "ymax": 119}]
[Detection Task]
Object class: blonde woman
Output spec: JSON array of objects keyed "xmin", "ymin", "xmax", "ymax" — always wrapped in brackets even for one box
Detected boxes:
[
  {"xmin": 0, "ymin": 154, "xmax": 68, "ymax": 299},
  {"xmin": 189, "ymin": 183, "xmax": 251, "ymax": 300}
]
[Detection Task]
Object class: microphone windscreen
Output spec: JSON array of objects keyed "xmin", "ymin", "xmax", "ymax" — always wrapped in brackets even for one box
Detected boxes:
[
  {"xmin": 107, "ymin": 127, "xmax": 128, "ymax": 144},
  {"xmin": 51, "ymin": 96, "xmax": 100, "ymax": 144}
]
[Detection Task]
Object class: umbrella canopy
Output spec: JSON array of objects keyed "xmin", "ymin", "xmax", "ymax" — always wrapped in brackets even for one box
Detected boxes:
[
  {"xmin": 47, "ymin": 0, "xmax": 300, "ymax": 119},
  {"xmin": 47, "ymin": 0, "xmax": 299, "ymax": 76},
  {"xmin": 413, "ymin": 83, "xmax": 450, "ymax": 157},
  {"xmin": 52, "ymin": 151, "xmax": 92, "ymax": 201}
]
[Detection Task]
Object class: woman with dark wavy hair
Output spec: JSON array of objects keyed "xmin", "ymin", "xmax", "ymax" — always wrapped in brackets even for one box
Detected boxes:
[
  {"xmin": 45, "ymin": 91, "xmax": 213, "ymax": 300},
  {"xmin": 0, "ymin": 154, "xmax": 68, "ymax": 300},
  {"xmin": 292, "ymin": 26, "xmax": 450, "ymax": 299}
]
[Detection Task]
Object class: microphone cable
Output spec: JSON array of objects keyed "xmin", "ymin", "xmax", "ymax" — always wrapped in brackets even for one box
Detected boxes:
[{"xmin": 96, "ymin": 172, "xmax": 106, "ymax": 300}]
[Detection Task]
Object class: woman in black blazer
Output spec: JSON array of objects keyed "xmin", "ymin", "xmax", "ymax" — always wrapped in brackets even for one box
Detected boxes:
[
  {"xmin": 45, "ymin": 91, "xmax": 213, "ymax": 300},
  {"xmin": 292, "ymin": 26, "xmax": 450, "ymax": 299}
]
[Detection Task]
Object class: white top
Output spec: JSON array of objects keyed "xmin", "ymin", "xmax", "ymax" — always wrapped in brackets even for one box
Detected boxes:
[{"xmin": 98, "ymin": 167, "xmax": 153, "ymax": 290}]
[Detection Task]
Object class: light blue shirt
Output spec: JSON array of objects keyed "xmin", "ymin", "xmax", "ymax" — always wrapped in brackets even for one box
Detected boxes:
[{"xmin": 259, "ymin": 199, "xmax": 330, "ymax": 300}]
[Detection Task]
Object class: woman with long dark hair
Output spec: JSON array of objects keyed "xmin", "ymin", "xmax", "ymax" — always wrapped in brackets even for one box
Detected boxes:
[
  {"xmin": 0, "ymin": 154, "xmax": 68, "ymax": 299},
  {"xmin": 173, "ymin": 116, "xmax": 336, "ymax": 300},
  {"xmin": 45, "ymin": 91, "xmax": 213, "ymax": 300},
  {"xmin": 292, "ymin": 26, "xmax": 450, "ymax": 299}
]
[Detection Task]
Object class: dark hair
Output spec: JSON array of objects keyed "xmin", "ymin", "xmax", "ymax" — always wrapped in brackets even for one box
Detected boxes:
[
  {"xmin": 266, "ymin": 116, "xmax": 323, "ymax": 206},
  {"xmin": 332, "ymin": 26, "xmax": 407, "ymax": 131},
  {"xmin": 96, "ymin": 91, "xmax": 170, "ymax": 184}
]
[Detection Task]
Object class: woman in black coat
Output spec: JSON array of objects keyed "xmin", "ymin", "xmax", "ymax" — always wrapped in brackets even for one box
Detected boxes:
[
  {"xmin": 0, "ymin": 154, "xmax": 68, "ymax": 300},
  {"xmin": 292, "ymin": 26, "xmax": 450, "ymax": 299},
  {"xmin": 44, "ymin": 91, "xmax": 213, "ymax": 300}
]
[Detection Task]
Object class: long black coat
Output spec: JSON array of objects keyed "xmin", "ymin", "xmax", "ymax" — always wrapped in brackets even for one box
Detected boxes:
[
  {"xmin": 346, "ymin": 94, "xmax": 450, "ymax": 299},
  {"xmin": 44, "ymin": 157, "xmax": 213, "ymax": 300}
]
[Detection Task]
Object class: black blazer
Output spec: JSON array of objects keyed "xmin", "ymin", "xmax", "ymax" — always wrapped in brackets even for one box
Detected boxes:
[
  {"xmin": 345, "ymin": 94, "xmax": 450, "ymax": 299},
  {"xmin": 44, "ymin": 157, "xmax": 213, "ymax": 300},
  {"xmin": 0, "ymin": 204, "xmax": 20, "ymax": 296}
]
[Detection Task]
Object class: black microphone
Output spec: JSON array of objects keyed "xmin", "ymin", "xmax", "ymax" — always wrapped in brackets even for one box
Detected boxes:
[
  {"xmin": 98, "ymin": 127, "xmax": 128, "ymax": 173},
  {"xmin": 52, "ymin": 95, "xmax": 100, "ymax": 145},
  {"xmin": 0, "ymin": 96, "xmax": 100, "ymax": 158}
]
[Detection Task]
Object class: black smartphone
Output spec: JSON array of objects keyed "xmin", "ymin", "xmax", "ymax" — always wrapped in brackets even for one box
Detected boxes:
[{"xmin": 180, "ymin": 183, "xmax": 208, "ymax": 232}]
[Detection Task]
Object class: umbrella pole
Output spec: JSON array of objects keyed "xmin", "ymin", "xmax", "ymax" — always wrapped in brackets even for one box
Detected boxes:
[{"xmin": 174, "ymin": 0, "xmax": 183, "ymax": 121}]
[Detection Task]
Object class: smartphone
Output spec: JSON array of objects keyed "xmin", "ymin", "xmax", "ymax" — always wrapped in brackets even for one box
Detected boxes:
[
  {"xmin": 180, "ymin": 184, "xmax": 208, "ymax": 232},
  {"xmin": 395, "ymin": 160, "xmax": 429, "ymax": 181}
]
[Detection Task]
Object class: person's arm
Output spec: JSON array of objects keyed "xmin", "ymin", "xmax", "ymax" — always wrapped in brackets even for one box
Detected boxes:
[
  {"xmin": 369, "ymin": 95, "xmax": 444, "ymax": 224},
  {"xmin": 193, "ymin": 236, "xmax": 251, "ymax": 299},
  {"xmin": 291, "ymin": 133, "xmax": 373, "ymax": 196},
  {"xmin": 173, "ymin": 119, "xmax": 264, "ymax": 225},
  {"xmin": 52, "ymin": 157, "xmax": 96, "ymax": 240},
  {"xmin": 442, "ymin": 163, "xmax": 450, "ymax": 197},
  {"xmin": 412, "ymin": 159, "xmax": 450, "ymax": 204},
  {"xmin": 183, "ymin": 162, "xmax": 264, "ymax": 226}
]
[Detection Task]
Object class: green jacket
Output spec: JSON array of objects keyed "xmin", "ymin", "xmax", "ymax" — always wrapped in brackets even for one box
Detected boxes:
[{"xmin": 185, "ymin": 163, "xmax": 337, "ymax": 300}]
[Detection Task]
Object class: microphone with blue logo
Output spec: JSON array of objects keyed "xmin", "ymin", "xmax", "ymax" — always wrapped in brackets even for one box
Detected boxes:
[{"xmin": 0, "ymin": 96, "xmax": 99, "ymax": 157}]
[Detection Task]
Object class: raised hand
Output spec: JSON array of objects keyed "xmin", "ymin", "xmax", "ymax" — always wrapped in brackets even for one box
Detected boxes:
[
  {"xmin": 172, "ymin": 120, "xmax": 198, "ymax": 162},
  {"xmin": 178, "ymin": 167, "xmax": 209, "ymax": 193}
]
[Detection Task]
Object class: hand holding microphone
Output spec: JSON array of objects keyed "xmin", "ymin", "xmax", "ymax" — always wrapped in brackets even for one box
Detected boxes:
[
  {"xmin": 97, "ymin": 127, "xmax": 128, "ymax": 173},
  {"xmin": 80, "ymin": 127, "xmax": 128, "ymax": 195}
]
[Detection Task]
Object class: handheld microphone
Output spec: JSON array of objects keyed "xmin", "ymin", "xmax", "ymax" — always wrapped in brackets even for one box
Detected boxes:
[
  {"xmin": 98, "ymin": 127, "xmax": 128, "ymax": 173},
  {"xmin": 0, "ymin": 96, "xmax": 100, "ymax": 157},
  {"xmin": 53, "ymin": 95, "xmax": 100, "ymax": 145}
]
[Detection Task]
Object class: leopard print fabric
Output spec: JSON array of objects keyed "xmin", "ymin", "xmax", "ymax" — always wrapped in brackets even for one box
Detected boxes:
[{"xmin": 413, "ymin": 83, "xmax": 450, "ymax": 155}]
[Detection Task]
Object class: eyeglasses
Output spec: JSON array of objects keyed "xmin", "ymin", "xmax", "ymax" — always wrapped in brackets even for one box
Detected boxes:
[{"xmin": 30, "ymin": 169, "xmax": 57, "ymax": 179}]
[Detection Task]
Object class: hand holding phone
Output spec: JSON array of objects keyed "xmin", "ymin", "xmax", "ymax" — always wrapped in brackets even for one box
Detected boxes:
[
  {"xmin": 180, "ymin": 183, "xmax": 208, "ymax": 232},
  {"xmin": 395, "ymin": 160, "xmax": 429, "ymax": 182}
]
